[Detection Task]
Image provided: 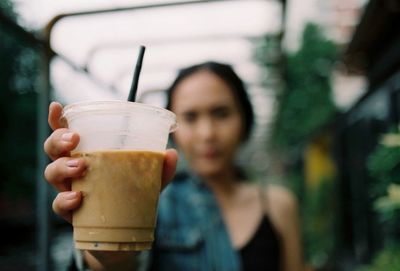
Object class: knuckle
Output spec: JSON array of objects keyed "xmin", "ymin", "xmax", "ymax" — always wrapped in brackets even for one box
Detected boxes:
[
  {"xmin": 44, "ymin": 129, "xmax": 72, "ymax": 160},
  {"xmin": 44, "ymin": 163, "xmax": 52, "ymax": 182},
  {"xmin": 44, "ymin": 135, "xmax": 58, "ymax": 158},
  {"xmin": 52, "ymin": 195, "xmax": 62, "ymax": 214},
  {"xmin": 44, "ymin": 159, "xmax": 65, "ymax": 185},
  {"xmin": 43, "ymin": 137, "xmax": 53, "ymax": 157}
]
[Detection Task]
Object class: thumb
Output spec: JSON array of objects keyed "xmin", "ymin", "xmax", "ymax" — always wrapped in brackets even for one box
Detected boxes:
[{"xmin": 161, "ymin": 149, "xmax": 178, "ymax": 190}]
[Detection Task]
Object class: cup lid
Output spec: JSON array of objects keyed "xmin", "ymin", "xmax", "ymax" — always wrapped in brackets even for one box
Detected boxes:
[{"xmin": 63, "ymin": 100, "xmax": 177, "ymax": 132}]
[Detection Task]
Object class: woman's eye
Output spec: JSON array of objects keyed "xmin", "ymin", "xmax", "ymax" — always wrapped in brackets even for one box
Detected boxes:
[
  {"xmin": 212, "ymin": 108, "xmax": 230, "ymax": 119},
  {"xmin": 182, "ymin": 112, "xmax": 197, "ymax": 123}
]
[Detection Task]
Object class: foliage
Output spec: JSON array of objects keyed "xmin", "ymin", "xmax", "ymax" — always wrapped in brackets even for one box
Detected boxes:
[
  {"xmin": 302, "ymin": 178, "xmax": 337, "ymax": 268},
  {"xmin": 269, "ymin": 23, "xmax": 338, "ymax": 150},
  {"xmin": 374, "ymin": 184, "xmax": 400, "ymax": 230},
  {"xmin": 255, "ymin": 23, "xmax": 340, "ymax": 269},
  {"xmin": 367, "ymin": 131, "xmax": 400, "ymax": 239},
  {"xmin": 285, "ymin": 169, "xmax": 338, "ymax": 269},
  {"xmin": 375, "ymin": 184, "xmax": 400, "ymax": 212},
  {"xmin": 0, "ymin": 1, "xmax": 40, "ymax": 200},
  {"xmin": 356, "ymin": 244, "xmax": 400, "ymax": 271},
  {"xmin": 367, "ymin": 133, "xmax": 400, "ymax": 196},
  {"xmin": 360, "ymin": 131, "xmax": 400, "ymax": 270}
]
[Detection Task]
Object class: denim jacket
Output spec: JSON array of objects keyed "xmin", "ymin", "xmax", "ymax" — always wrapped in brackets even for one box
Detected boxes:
[{"xmin": 149, "ymin": 173, "xmax": 241, "ymax": 271}]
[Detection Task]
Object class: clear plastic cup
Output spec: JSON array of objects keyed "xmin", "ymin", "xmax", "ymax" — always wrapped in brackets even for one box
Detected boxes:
[{"xmin": 62, "ymin": 100, "xmax": 177, "ymax": 251}]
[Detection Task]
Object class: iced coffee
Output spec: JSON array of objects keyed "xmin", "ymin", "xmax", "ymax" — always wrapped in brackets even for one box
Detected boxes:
[
  {"xmin": 72, "ymin": 150, "xmax": 164, "ymax": 251},
  {"xmin": 62, "ymin": 100, "xmax": 176, "ymax": 251}
]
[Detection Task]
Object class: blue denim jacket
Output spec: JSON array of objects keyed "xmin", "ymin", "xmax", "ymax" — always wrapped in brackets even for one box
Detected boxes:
[{"xmin": 150, "ymin": 174, "xmax": 241, "ymax": 271}]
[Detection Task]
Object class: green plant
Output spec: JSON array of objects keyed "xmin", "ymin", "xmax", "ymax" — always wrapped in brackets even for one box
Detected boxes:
[
  {"xmin": 374, "ymin": 184, "xmax": 400, "ymax": 231},
  {"xmin": 367, "ymin": 132, "xmax": 400, "ymax": 196},
  {"xmin": 255, "ymin": 22, "xmax": 340, "ymax": 269},
  {"xmin": 360, "ymin": 131, "xmax": 400, "ymax": 270},
  {"xmin": 302, "ymin": 178, "xmax": 338, "ymax": 268},
  {"xmin": 268, "ymin": 23, "xmax": 338, "ymax": 150},
  {"xmin": 356, "ymin": 244, "xmax": 400, "ymax": 271},
  {"xmin": 367, "ymin": 131, "xmax": 400, "ymax": 238}
]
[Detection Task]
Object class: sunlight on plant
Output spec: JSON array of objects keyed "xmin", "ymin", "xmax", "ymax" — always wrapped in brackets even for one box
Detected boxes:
[
  {"xmin": 363, "ymin": 129, "xmax": 400, "ymax": 270},
  {"xmin": 381, "ymin": 133, "xmax": 400, "ymax": 147},
  {"xmin": 374, "ymin": 184, "xmax": 400, "ymax": 212}
]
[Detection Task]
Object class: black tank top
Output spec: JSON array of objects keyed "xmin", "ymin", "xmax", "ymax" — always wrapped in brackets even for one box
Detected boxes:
[{"xmin": 238, "ymin": 201, "xmax": 281, "ymax": 271}]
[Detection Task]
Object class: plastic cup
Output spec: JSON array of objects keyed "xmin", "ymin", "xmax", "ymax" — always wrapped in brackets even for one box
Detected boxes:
[{"xmin": 62, "ymin": 100, "xmax": 177, "ymax": 251}]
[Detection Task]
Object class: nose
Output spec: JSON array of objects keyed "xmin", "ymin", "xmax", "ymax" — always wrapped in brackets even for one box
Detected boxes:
[{"xmin": 196, "ymin": 117, "xmax": 216, "ymax": 141}]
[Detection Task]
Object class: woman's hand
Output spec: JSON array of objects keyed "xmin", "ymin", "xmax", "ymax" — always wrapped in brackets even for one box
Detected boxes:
[
  {"xmin": 44, "ymin": 102, "xmax": 85, "ymax": 223},
  {"xmin": 43, "ymin": 101, "xmax": 178, "ymax": 223},
  {"xmin": 43, "ymin": 101, "xmax": 178, "ymax": 270}
]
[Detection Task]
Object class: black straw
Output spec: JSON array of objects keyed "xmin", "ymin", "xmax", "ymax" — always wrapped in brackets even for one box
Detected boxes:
[{"xmin": 128, "ymin": 45, "xmax": 146, "ymax": 102}]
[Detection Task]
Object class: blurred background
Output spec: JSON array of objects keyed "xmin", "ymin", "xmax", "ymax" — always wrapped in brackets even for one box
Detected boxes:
[{"xmin": 1, "ymin": 0, "xmax": 400, "ymax": 270}]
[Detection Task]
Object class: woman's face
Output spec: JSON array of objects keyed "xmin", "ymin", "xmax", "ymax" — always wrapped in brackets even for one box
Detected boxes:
[{"xmin": 170, "ymin": 70, "xmax": 244, "ymax": 178}]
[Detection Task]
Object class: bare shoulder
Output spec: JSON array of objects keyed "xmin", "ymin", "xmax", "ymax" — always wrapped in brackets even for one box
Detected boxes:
[
  {"xmin": 264, "ymin": 185, "xmax": 300, "ymax": 234},
  {"xmin": 266, "ymin": 185, "xmax": 299, "ymax": 212}
]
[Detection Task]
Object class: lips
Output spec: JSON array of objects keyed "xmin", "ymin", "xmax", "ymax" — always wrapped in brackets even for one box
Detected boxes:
[{"xmin": 199, "ymin": 149, "xmax": 219, "ymax": 159}]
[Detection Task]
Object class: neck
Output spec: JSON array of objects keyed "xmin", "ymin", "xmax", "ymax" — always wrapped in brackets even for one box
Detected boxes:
[{"xmin": 201, "ymin": 167, "xmax": 240, "ymax": 197}]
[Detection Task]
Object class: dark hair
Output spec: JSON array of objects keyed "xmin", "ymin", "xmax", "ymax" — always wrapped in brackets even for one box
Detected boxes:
[{"xmin": 166, "ymin": 61, "xmax": 254, "ymax": 142}]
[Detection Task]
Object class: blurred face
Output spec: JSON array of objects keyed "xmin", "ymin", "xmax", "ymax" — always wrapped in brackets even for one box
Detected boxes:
[{"xmin": 170, "ymin": 70, "xmax": 244, "ymax": 178}]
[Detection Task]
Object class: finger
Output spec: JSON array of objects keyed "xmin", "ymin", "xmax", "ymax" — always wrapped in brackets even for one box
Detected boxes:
[
  {"xmin": 45, "ymin": 157, "xmax": 87, "ymax": 192},
  {"xmin": 48, "ymin": 102, "xmax": 67, "ymax": 130},
  {"xmin": 52, "ymin": 191, "xmax": 82, "ymax": 223},
  {"xmin": 44, "ymin": 129, "xmax": 80, "ymax": 161},
  {"xmin": 161, "ymin": 148, "xmax": 178, "ymax": 190}
]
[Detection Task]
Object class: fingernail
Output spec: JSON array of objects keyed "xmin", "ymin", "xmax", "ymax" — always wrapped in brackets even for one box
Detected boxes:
[
  {"xmin": 66, "ymin": 159, "xmax": 79, "ymax": 167},
  {"xmin": 65, "ymin": 191, "xmax": 78, "ymax": 200},
  {"xmin": 62, "ymin": 132, "xmax": 74, "ymax": 142}
]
